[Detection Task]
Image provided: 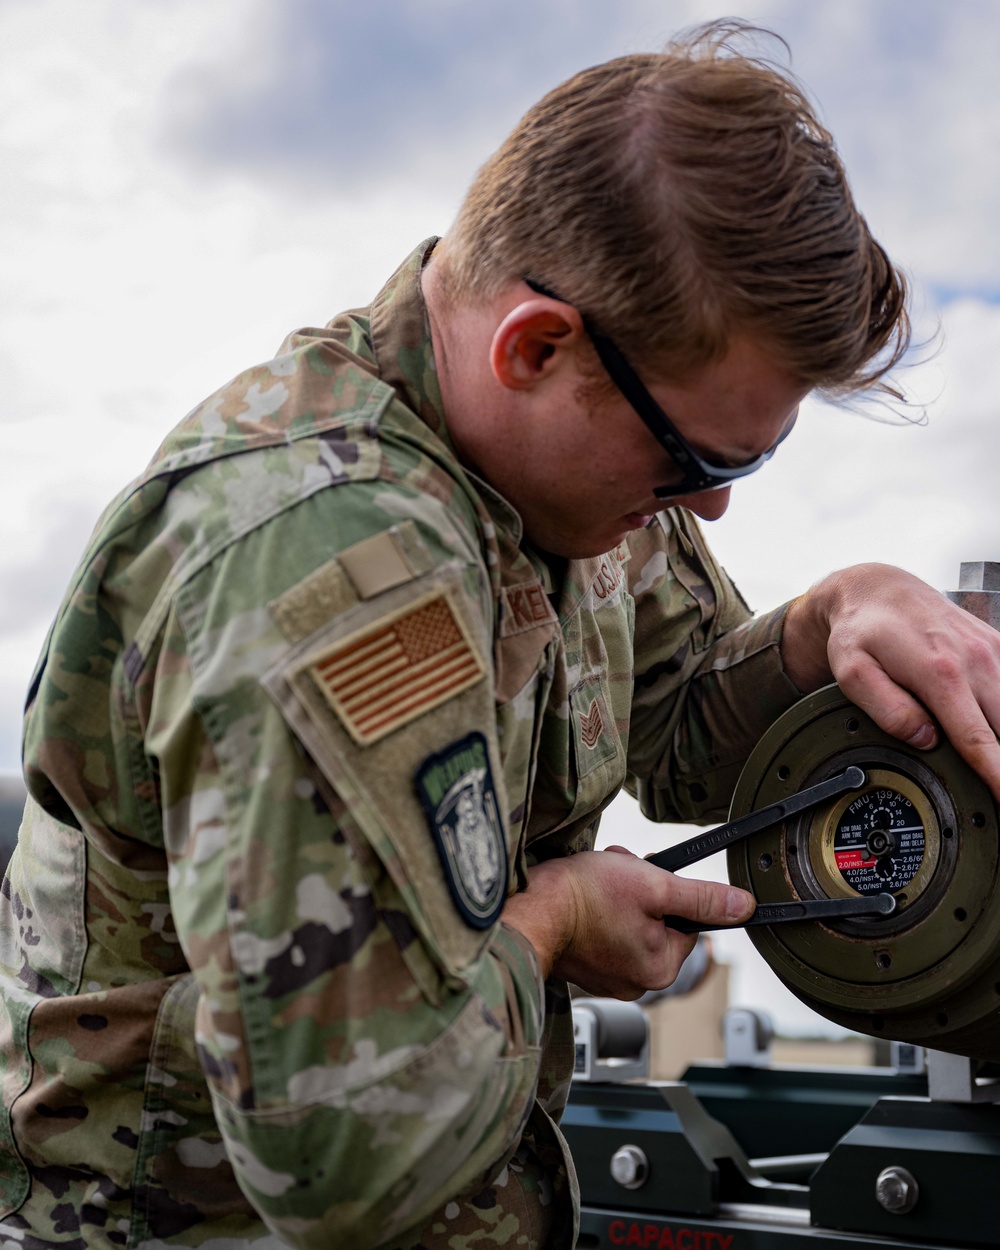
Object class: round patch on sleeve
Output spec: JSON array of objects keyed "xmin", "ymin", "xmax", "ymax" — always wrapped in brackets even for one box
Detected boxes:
[{"xmin": 414, "ymin": 732, "xmax": 508, "ymax": 929}]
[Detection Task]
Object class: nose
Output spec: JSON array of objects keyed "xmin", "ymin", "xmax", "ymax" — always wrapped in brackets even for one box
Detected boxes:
[{"xmin": 672, "ymin": 487, "xmax": 732, "ymax": 521}]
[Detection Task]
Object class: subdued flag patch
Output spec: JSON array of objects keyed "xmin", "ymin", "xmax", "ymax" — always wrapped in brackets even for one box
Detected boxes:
[
  {"xmin": 415, "ymin": 732, "xmax": 507, "ymax": 929},
  {"xmin": 307, "ymin": 591, "xmax": 485, "ymax": 745}
]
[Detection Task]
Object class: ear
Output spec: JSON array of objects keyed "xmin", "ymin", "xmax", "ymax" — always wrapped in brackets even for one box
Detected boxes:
[{"xmin": 489, "ymin": 297, "xmax": 587, "ymax": 391}]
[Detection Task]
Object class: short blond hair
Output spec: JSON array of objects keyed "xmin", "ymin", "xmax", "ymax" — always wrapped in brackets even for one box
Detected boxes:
[{"xmin": 443, "ymin": 22, "xmax": 909, "ymax": 397}]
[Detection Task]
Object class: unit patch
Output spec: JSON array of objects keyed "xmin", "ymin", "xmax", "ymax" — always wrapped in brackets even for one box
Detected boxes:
[
  {"xmin": 415, "ymin": 732, "xmax": 507, "ymax": 929},
  {"xmin": 307, "ymin": 590, "xmax": 485, "ymax": 745}
]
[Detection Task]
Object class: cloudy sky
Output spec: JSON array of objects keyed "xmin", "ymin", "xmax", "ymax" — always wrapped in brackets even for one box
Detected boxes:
[{"xmin": 4, "ymin": 0, "xmax": 1000, "ymax": 1033}]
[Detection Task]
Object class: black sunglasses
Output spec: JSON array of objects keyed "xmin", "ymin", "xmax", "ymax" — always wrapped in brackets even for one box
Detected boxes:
[{"xmin": 524, "ymin": 279, "xmax": 796, "ymax": 500}]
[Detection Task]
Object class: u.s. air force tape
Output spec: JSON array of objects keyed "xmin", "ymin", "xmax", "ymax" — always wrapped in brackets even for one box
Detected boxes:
[{"xmin": 415, "ymin": 732, "xmax": 508, "ymax": 929}]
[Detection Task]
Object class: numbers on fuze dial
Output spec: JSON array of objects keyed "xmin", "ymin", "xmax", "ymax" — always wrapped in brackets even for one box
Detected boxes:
[{"xmin": 833, "ymin": 787, "xmax": 925, "ymax": 895}]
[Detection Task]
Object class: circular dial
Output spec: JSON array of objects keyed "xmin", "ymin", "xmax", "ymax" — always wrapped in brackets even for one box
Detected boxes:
[
  {"xmin": 727, "ymin": 686, "xmax": 1000, "ymax": 1054},
  {"xmin": 832, "ymin": 786, "xmax": 925, "ymax": 894}
]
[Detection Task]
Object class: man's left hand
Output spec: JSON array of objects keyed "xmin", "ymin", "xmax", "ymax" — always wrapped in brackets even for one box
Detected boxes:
[{"xmin": 782, "ymin": 563, "xmax": 1000, "ymax": 801}]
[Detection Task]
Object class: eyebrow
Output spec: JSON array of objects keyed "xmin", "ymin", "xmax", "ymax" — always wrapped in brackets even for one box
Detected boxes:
[{"xmin": 524, "ymin": 275, "xmax": 797, "ymax": 498}]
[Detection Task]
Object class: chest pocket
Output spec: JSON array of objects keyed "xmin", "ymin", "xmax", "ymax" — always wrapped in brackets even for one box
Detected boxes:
[
  {"xmin": 571, "ymin": 550, "xmax": 633, "ymax": 809},
  {"xmin": 527, "ymin": 582, "xmax": 634, "ymax": 850},
  {"xmin": 563, "ymin": 618, "xmax": 630, "ymax": 830},
  {"xmin": 493, "ymin": 587, "xmax": 560, "ymax": 886}
]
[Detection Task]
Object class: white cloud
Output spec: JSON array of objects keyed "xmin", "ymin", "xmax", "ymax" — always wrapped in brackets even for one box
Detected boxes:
[
  {"xmin": 777, "ymin": 2, "xmax": 1000, "ymax": 290},
  {"xmin": 156, "ymin": 0, "xmax": 718, "ymax": 190},
  {"xmin": 0, "ymin": 0, "xmax": 458, "ymax": 766},
  {"xmin": 704, "ymin": 298, "xmax": 1000, "ymax": 613},
  {"xmin": 136, "ymin": 0, "xmax": 1000, "ymax": 291}
]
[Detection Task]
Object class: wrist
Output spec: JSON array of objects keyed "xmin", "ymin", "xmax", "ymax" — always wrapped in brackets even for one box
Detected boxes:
[
  {"xmin": 782, "ymin": 580, "xmax": 837, "ymax": 692},
  {"xmin": 500, "ymin": 860, "xmax": 579, "ymax": 980}
]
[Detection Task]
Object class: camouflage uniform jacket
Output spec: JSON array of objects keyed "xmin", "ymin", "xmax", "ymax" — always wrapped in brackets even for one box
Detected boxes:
[{"xmin": 0, "ymin": 240, "xmax": 803, "ymax": 1250}]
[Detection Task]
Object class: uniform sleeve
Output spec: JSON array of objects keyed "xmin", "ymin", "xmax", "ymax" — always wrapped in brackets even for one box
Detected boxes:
[
  {"xmin": 144, "ymin": 499, "xmax": 547, "ymax": 1250},
  {"xmin": 625, "ymin": 508, "xmax": 804, "ymax": 824}
]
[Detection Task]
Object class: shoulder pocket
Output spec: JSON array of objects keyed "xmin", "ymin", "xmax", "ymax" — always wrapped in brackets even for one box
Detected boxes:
[{"xmin": 262, "ymin": 567, "xmax": 509, "ymax": 978}]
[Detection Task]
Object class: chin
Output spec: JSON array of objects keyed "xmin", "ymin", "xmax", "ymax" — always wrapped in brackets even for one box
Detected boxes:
[{"xmin": 535, "ymin": 528, "xmax": 631, "ymax": 560}]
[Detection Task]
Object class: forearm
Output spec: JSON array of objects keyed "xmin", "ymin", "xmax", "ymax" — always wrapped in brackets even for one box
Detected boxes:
[
  {"xmin": 180, "ymin": 791, "xmax": 548, "ymax": 1249},
  {"xmin": 211, "ymin": 962, "xmax": 543, "ymax": 1250},
  {"xmin": 188, "ymin": 831, "xmax": 547, "ymax": 1248},
  {"xmin": 501, "ymin": 860, "xmax": 578, "ymax": 981},
  {"xmin": 630, "ymin": 602, "xmax": 805, "ymax": 823},
  {"xmin": 627, "ymin": 509, "xmax": 806, "ymax": 823}
]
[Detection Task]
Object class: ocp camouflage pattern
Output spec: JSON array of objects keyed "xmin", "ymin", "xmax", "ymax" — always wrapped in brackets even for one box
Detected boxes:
[{"xmin": 0, "ymin": 240, "xmax": 804, "ymax": 1249}]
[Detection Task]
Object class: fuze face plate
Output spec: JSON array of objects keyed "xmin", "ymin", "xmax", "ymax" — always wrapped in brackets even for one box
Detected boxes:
[
  {"xmin": 727, "ymin": 685, "xmax": 1000, "ymax": 1059},
  {"xmin": 830, "ymin": 783, "xmax": 926, "ymax": 894}
]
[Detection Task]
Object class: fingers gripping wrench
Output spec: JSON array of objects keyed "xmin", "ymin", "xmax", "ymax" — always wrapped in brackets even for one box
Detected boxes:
[{"xmin": 649, "ymin": 766, "xmax": 898, "ymax": 933}]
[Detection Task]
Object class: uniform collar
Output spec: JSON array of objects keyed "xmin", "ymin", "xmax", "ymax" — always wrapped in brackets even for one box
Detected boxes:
[
  {"xmin": 366, "ymin": 244, "xmax": 618, "ymax": 618},
  {"xmin": 368, "ymin": 239, "xmax": 526, "ymax": 546},
  {"xmin": 369, "ymin": 237, "xmax": 449, "ymax": 440}
]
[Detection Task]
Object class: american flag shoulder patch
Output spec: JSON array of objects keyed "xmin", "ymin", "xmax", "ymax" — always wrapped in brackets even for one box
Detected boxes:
[{"xmin": 306, "ymin": 590, "xmax": 486, "ymax": 745}]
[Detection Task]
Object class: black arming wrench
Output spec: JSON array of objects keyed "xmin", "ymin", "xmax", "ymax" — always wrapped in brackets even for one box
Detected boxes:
[
  {"xmin": 648, "ymin": 765, "xmax": 896, "ymax": 932},
  {"xmin": 663, "ymin": 891, "xmax": 896, "ymax": 934}
]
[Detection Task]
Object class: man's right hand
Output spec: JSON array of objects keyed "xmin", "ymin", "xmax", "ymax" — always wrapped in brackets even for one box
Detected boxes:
[{"xmin": 501, "ymin": 845, "xmax": 754, "ymax": 999}]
